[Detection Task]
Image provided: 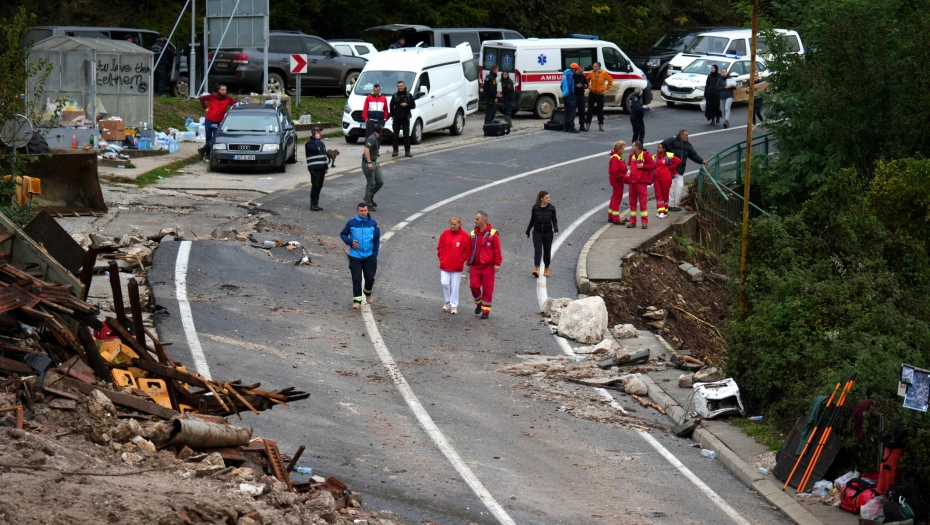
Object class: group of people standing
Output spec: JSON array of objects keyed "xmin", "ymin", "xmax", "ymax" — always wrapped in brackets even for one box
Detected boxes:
[
  {"xmin": 483, "ymin": 65, "xmax": 517, "ymax": 125},
  {"xmin": 703, "ymin": 66, "xmax": 769, "ymax": 129},
  {"xmin": 561, "ymin": 62, "xmax": 615, "ymax": 132}
]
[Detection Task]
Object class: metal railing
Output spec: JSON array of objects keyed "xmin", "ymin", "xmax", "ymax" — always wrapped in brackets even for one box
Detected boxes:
[{"xmin": 695, "ymin": 132, "xmax": 776, "ymax": 229}]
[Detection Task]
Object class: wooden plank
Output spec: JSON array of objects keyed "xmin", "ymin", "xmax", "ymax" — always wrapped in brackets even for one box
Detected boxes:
[
  {"xmin": 0, "ymin": 355, "xmax": 32, "ymax": 374},
  {"xmin": 225, "ymin": 383, "xmax": 260, "ymax": 415},
  {"xmin": 104, "ymin": 318, "xmax": 157, "ymax": 362},
  {"xmin": 59, "ymin": 377, "xmax": 180, "ymax": 420},
  {"xmin": 127, "ymin": 278, "xmax": 146, "ymax": 348},
  {"xmin": 130, "ymin": 358, "xmax": 208, "ymax": 390},
  {"xmin": 107, "ymin": 262, "xmax": 128, "ymax": 328}
]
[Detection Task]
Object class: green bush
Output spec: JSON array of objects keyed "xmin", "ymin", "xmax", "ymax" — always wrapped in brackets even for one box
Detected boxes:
[{"xmin": 728, "ymin": 161, "xmax": 930, "ymax": 483}]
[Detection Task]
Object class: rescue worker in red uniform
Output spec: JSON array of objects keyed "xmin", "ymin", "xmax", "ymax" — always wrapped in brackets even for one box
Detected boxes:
[
  {"xmin": 608, "ymin": 140, "xmax": 628, "ymax": 224},
  {"xmin": 653, "ymin": 142, "xmax": 681, "ymax": 218},
  {"xmin": 627, "ymin": 141, "xmax": 655, "ymax": 229},
  {"xmin": 468, "ymin": 211, "xmax": 502, "ymax": 320}
]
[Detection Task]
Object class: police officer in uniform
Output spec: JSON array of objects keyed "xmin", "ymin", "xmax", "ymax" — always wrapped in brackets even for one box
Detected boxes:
[
  {"xmin": 500, "ymin": 72, "xmax": 515, "ymax": 125},
  {"xmin": 390, "ymin": 80, "xmax": 416, "ymax": 157},
  {"xmin": 304, "ymin": 127, "xmax": 328, "ymax": 211},
  {"xmin": 484, "ymin": 65, "xmax": 499, "ymax": 124}
]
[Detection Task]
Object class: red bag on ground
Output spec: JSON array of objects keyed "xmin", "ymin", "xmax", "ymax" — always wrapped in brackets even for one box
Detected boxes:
[
  {"xmin": 877, "ymin": 447, "xmax": 903, "ymax": 494},
  {"xmin": 839, "ymin": 478, "xmax": 880, "ymax": 514}
]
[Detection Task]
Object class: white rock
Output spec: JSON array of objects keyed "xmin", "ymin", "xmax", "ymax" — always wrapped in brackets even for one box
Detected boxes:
[
  {"xmin": 575, "ymin": 339, "xmax": 614, "ymax": 355},
  {"xmin": 121, "ymin": 452, "xmax": 144, "ymax": 464},
  {"xmin": 239, "ymin": 482, "xmax": 265, "ymax": 496},
  {"xmin": 695, "ymin": 367, "xmax": 726, "ymax": 383},
  {"xmin": 612, "ymin": 324, "xmax": 638, "ymax": 339},
  {"xmin": 679, "ymin": 374, "xmax": 694, "ymax": 389},
  {"xmin": 546, "ymin": 297, "xmax": 574, "ymax": 324},
  {"xmin": 557, "ymin": 297, "xmax": 608, "ymax": 344},
  {"xmin": 131, "ymin": 436, "xmax": 157, "ymax": 456},
  {"xmin": 90, "ymin": 390, "xmax": 116, "ymax": 415},
  {"xmin": 642, "ymin": 309, "xmax": 666, "ymax": 320},
  {"xmin": 620, "ymin": 373, "xmax": 648, "ymax": 395}
]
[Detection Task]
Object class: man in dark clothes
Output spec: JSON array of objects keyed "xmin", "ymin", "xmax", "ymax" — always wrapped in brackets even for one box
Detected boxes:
[
  {"xmin": 304, "ymin": 127, "xmax": 329, "ymax": 211},
  {"xmin": 483, "ymin": 65, "xmax": 499, "ymax": 124},
  {"xmin": 574, "ymin": 66, "xmax": 589, "ymax": 131},
  {"xmin": 630, "ymin": 87, "xmax": 649, "ymax": 143},
  {"xmin": 389, "ymin": 37, "xmax": 406, "ymax": 49},
  {"xmin": 661, "ymin": 129, "xmax": 709, "ymax": 211},
  {"xmin": 150, "ymin": 35, "xmax": 174, "ymax": 96},
  {"xmin": 390, "ymin": 80, "xmax": 416, "ymax": 157},
  {"xmin": 500, "ymin": 72, "xmax": 515, "ymax": 125}
]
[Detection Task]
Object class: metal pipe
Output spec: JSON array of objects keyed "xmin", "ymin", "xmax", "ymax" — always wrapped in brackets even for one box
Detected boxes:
[
  {"xmin": 739, "ymin": 0, "xmax": 759, "ymax": 320},
  {"xmin": 198, "ymin": 0, "xmax": 243, "ymax": 95},
  {"xmin": 167, "ymin": 418, "xmax": 253, "ymax": 448},
  {"xmin": 190, "ymin": 0, "xmax": 196, "ymax": 98},
  {"xmin": 0, "ymin": 406, "xmax": 24, "ymax": 429},
  {"xmin": 154, "ymin": 0, "xmax": 192, "ymax": 71}
]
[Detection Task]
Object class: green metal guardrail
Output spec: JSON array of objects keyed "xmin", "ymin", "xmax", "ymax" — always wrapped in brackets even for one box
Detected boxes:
[{"xmin": 695, "ymin": 132, "xmax": 775, "ymax": 230}]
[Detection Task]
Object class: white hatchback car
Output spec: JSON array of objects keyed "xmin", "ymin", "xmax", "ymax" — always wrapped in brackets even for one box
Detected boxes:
[
  {"xmin": 329, "ymin": 40, "xmax": 378, "ymax": 61},
  {"xmin": 660, "ymin": 55, "xmax": 767, "ymax": 106}
]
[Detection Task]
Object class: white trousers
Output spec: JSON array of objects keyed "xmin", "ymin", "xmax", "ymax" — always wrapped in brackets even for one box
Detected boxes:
[{"xmin": 440, "ymin": 270, "xmax": 462, "ymax": 307}]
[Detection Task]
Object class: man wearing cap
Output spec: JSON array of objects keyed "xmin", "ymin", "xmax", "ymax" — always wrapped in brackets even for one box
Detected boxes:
[
  {"xmin": 362, "ymin": 124, "xmax": 384, "ymax": 209},
  {"xmin": 561, "ymin": 63, "xmax": 580, "ymax": 133},
  {"xmin": 304, "ymin": 127, "xmax": 328, "ymax": 211}
]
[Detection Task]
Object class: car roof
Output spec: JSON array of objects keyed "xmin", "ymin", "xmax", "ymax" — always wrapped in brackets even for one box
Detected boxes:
[
  {"xmin": 483, "ymin": 38, "xmax": 619, "ymax": 47},
  {"xmin": 693, "ymin": 28, "xmax": 798, "ymax": 38},
  {"xmin": 328, "ymin": 39, "xmax": 369, "ymax": 43},
  {"xmin": 665, "ymin": 27, "xmax": 742, "ymax": 35},
  {"xmin": 229, "ymin": 104, "xmax": 284, "ymax": 114},
  {"xmin": 31, "ymin": 25, "xmax": 160, "ymax": 32}
]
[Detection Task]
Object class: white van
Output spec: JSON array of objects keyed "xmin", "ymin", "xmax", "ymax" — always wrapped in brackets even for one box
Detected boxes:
[
  {"xmin": 479, "ymin": 37, "xmax": 650, "ymax": 119},
  {"xmin": 667, "ymin": 29, "xmax": 804, "ymax": 73},
  {"xmin": 342, "ymin": 43, "xmax": 479, "ymax": 144}
]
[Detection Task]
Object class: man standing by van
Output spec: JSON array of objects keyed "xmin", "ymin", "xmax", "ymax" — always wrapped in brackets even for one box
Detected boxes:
[
  {"xmin": 586, "ymin": 61, "xmax": 613, "ymax": 132},
  {"xmin": 562, "ymin": 63, "xmax": 579, "ymax": 133},
  {"xmin": 362, "ymin": 84, "xmax": 389, "ymax": 146},
  {"xmin": 390, "ymin": 80, "xmax": 416, "ymax": 158},
  {"xmin": 574, "ymin": 65, "xmax": 589, "ymax": 131},
  {"xmin": 483, "ymin": 65, "xmax": 500, "ymax": 124}
]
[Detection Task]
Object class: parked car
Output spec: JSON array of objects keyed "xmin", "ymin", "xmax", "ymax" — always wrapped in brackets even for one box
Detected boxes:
[
  {"xmin": 365, "ymin": 25, "xmax": 524, "ymax": 60},
  {"xmin": 209, "ymin": 31, "xmax": 367, "ymax": 96},
  {"xmin": 342, "ymin": 44, "xmax": 479, "ymax": 144},
  {"xmin": 479, "ymin": 37, "xmax": 650, "ymax": 119},
  {"xmin": 629, "ymin": 27, "xmax": 740, "ymax": 88},
  {"xmin": 209, "ymin": 102, "xmax": 297, "ymax": 173},
  {"xmin": 23, "ymin": 26, "xmax": 180, "ymax": 95},
  {"xmin": 666, "ymin": 29, "xmax": 804, "ymax": 74},
  {"xmin": 328, "ymin": 40, "xmax": 378, "ymax": 61},
  {"xmin": 660, "ymin": 55, "xmax": 768, "ymax": 107}
]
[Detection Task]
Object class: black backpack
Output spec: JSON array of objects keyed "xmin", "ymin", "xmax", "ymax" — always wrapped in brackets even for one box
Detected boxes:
[{"xmin": 887, "ymin": 480, "xmax": 926, "ymax": 520}]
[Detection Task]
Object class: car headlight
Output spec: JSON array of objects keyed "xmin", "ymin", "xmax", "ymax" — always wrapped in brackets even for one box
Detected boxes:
[
  {"xmin": 262, "ymin": 144, "xmax": 280, "ymax": 152},
  {"xmin": 646, "ymin": 59, "xmax": 660, "ymax": 68},
  {"xmin": 344, "ymin": 104, "xmax": 351, "ymax": 114},
  {"xmin": 213, "ymin": 143, "xmax": 226, "ymax": 150},
  {"xmin": 694, "ymin": 86, "xmax": 704, "ymax": 93}
]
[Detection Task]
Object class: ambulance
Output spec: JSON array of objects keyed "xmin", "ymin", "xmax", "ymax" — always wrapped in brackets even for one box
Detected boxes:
[{"xmin": 479, "ymin": 37, "xmax": 650, "ymax": 119}]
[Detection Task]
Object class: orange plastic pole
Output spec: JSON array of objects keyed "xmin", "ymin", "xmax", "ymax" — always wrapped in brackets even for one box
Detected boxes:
[
  {"xmin": 782, "ymin": 381, "xmax": 842, "ymax": 491},
  {"xmin": 797, "ymin": 374, "xmax": 856, "ymax": 493}
]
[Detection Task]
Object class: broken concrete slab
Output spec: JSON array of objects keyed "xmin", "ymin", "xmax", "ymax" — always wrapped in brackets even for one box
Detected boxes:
[
  {"xmin": 574, "ymin": 339, "xmax": 614, "ymax": 355},
  {"xmin": 620, "ymin": 373, "xmax": 648, "ymax": 395},
  {"xmin": 556, "ymin": 296, "xmax": 608, "ymax": 344},
  {"xmin": 678, "ymin": 262, "xmax": 704, "ymax": 282}
]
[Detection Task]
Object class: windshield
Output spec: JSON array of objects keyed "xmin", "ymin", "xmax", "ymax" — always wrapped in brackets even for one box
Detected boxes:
[
  {"xmin": 682, "ymin": 58, "xmax": 735, "ymax": 75},
  {"xmin": 222, "ymin": 114, "xmax": 279, "ymax": 132},
  {"xmin": 684, "ymin": 36, "xmax": 731, "ymax": 55},
  {"xmin": 354, "ymin": 71, "xmax": 417, "ymax": 96},
  {"xmin": 653, "ymin": 33, "xmax": 692, "ymax": 52}
]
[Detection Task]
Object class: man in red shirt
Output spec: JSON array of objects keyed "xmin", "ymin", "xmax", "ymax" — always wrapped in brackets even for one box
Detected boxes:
[
  {"xmin": 627, "ymin": 141, "xmax": 655, "ymax": 229},
  {"xmin": 468, "ymin": 211, "xmax": 502, "ymax": 320},
  {"xmin": 198, "ymin": 84, "xmax": 238, "ymax": 158},
  {"xmin": 362, "ymin": 84, "xmax": 389, "ymax": 146}
]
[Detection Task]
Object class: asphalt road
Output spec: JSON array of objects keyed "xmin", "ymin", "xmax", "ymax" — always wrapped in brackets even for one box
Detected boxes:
[{"xmin": 148, "ymin": 104, "xmax": 790, "ymax": 525}]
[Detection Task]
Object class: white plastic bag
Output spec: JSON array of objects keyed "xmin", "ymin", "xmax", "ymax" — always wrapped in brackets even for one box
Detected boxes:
[
  {"xmin": 860, "ymin": 495, "xmax": 885, "ymax": 520},
  {"xmin": 700, "ymin": 98, "xmax": 707, "ymax": 112},
  {"xmin": 669, "ymin": 175, "xmax": 684, "ymax": 208},
  {"xmin": 834, "ymin": 471, "xmax": 859, "ymax": 490},
  {"xmin": 811, "ymin": 480, "xmax": 832, "ymax": 497}
]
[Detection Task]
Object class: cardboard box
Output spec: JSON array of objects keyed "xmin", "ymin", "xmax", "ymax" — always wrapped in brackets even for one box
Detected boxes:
[
  {"xmin": 59, "ymin": 110, "xmax": 86, "ymax": 126},
  {"xmin": 99, "ymin": 119, "xmax": 125, "ymax": 141}
]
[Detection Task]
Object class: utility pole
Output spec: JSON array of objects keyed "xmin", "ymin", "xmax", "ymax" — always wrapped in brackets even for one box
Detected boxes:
[
  {"xmin": 189, "ymin": 0, "xmax": 196, "ymax": 98},
  {"xmin": 739, "ymin": 0, "xmax": 759, "ymax": 319}
]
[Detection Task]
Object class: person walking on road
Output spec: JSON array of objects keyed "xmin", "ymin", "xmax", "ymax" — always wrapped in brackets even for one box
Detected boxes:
[
  {"xmin": 561, "ymin": 63, "xmax": 579, "ymax": 133},
  {"xmin": 468, "ymin": 211, "xmax": 502, "ymax": 320},
  {"xmin": 630, "ymin": 87, "xmax": 649, "ymax": 143},
  {"xmin": 362, "ymin": 124, "xmax": 384, "ymax": 209},
  {"xmin": 573, "ymin": 66, "xmax": 589, "ymax": 131},
  {"xmin": 500, "ymin": 72, "xmax": 515, "ymax": 125},
  {"xmin": 483, "ymin": 65, "xmax": 500, "ymax": 124},
  {"xmin": 198, "ymin": 85, "xmax": 238, "ymax": 159},
  {"xmin": 654, "ymin": 142, "xmax": 681, "ymax": 219},
  {"xmin": 304, "ymin": 127, "xmax": 328, "ymax": 211},
  {"xmin": 749, "ymin": 72, "xmax": 769, "ymax": 129},
  {"xmin": 341, "ymin": 203, "xmax": 381, "ymax": 309},
  {"xmin": 437, "ymin": 216, "xmax": 471, "ymax": 315},
  {"xmin": 586, "ymin": 62, "xmax": 613, "ymax": 132},
  {"xmin": 627, "ymin": 141, "xmax": 655, "ymax": 229},
  {"xmin": 525, "ymin": 190, "xmax": 559, "ymax": 278},
  {"xmin": 607, "ymin": 140, "xmax": 628, "ymax": 224},
  {"xmin": 390, "ymin": 80, "xmax": 416, "ymax": 158},
  {"xmin": 717, "ymin": 68, "xmax": 736, "ymax": 128},
  {"xmin": 704, "ymin": 65, "xmax": 721, "ymax": 125},
  {"xmin": 661, "ymin": 130, "xmax": 708, "ymax": 211},
  {"xmin": 362, "ymin": 84, "xmax": 388, "ymax": 146}
]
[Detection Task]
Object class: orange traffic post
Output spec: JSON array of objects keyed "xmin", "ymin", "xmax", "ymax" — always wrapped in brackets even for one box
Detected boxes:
[
  {"xmin": 797, "ymin": 374, "xmax": 856, "ymax": 493},
  {"xmin": 782, "ymin": 380, "xmax": 843, "ymax": 491}
]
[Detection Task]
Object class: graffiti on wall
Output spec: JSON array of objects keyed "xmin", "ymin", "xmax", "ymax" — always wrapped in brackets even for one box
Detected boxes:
[{"xmin": 96, "ymin": 57, "xmax": 151, "ymax": 93}]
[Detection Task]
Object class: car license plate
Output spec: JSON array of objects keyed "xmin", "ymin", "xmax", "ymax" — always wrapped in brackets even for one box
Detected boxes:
[
  {"xmin": 233, "ymin": 154, "xmax": 255, "ymax": 161},
  {"xmin": 359, "ymin": 123, "xmax": 365, "ymax": 129},
  {"xmin": 671, "ymin": 92, "xmax": 686, "ymax": 99},
  {"xmin": 216, "ymin": 63, "xmax": 228, "ymax": 70}
]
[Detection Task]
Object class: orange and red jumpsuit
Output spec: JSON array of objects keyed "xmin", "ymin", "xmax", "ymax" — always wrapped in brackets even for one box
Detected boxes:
[
  {"xmin": 608, "ymin": 151, "xmax": 629, "ymax": 223},
  {"xmin": 654, "ymin": 152, "xmax": 681, "ymax": 214},
  {"xmin": 468, "ymin": 223, "xmax": 502, "ymax": 316},
  {"xmin": 627, "ymin": 151, "xmax": 656, "ymax": 225}
]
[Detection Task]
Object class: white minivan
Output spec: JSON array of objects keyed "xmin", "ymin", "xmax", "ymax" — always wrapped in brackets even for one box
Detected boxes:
[
  {"xmin": 342, "ymin": 43, "xmax": 479, "ymax": 144},
  {"xmin": 479, "ymin": 38, "xmax": 650, "ymax": 119},
  {"xmin": 667, "ymin": 29, "xmax": 804, "ymax": 73}
]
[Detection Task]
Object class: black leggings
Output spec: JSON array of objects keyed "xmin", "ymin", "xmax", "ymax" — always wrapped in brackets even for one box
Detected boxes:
[
  {"xmin": 753, "ymin": 100, "xmax": 765, "ymax": 124},
  {"xmin": 533, "ymin": 231, "xmax": 553, "ymax": 267}
]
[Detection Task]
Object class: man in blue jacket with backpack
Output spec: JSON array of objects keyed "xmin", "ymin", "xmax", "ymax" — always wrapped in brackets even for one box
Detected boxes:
[
  {"xmin": 562, "ymin": 63, "xmax": 580, "ymax": 133},
  {"xmin": 341, "ymin": 203, "xmax": 381, "ymax": 309}
]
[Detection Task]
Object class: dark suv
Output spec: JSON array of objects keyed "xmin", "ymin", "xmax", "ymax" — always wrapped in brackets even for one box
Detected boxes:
[
  {"xmin": 209, "ymin": 31, "xmax": 366, "ymax": 96},
  {"xmin": 630, "ymin": 27, "xmax": 739, "ymax": 88},
  {"xmin": 209, "ymin": 103, "xmax": 298, "ymax": 173}
]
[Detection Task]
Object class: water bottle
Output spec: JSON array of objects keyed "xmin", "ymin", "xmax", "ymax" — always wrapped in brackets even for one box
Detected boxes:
[
  {"xmin": 294, "ymin": 467, "xmax": 312, "ymax": 475},
  {"xmin": 185, "ymin": 116, "xmax": 194, "ymax": 130},
  {"xmin": 759, "ymin": 467, "xmax": 769, "ymax": 475},
  {"xmin": 143, "ymin": 121, "xmax": 148, "ymax": 131},
  {"xmin": 748, "ymin": 416, "xmax": 763, "ymax": 422},
  {"xmin": 71, "ymin": 134, "xmax": 77, "ymax": 149},
  {"xmin": 700, "ymin": 449, "xmax": 717, "ymax": 459},
  {"xmin": 89, "ymin": 134, "xmax": 95, "ymax": 148}
]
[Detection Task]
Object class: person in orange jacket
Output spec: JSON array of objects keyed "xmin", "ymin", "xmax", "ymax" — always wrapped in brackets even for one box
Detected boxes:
[
  {"xmin": 654, "ymin": 142, "xmax": 681, "ymax": 218},
  {"xmin": 468, "ymin": 211, "xmax": 502, "ymax": 320},
  {"xmin": 437, "ymin": 216, "xmax": 471, "ymax": 315},
  {"xmin": 607, "ymin": 140, "xmax": 628, "ymax": 224},
  {"xmin": 627, "ymin": 141, "xmax": 655, "ymax": 229},
  {"xmin": 586, "ymin": 61, "xmax": 614, "ymax": 131}
]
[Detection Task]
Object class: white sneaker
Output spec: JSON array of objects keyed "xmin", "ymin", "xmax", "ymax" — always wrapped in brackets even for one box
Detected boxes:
[{"xmin": 442, "ymin": 302, "xmax": 450, "ymax": 312}]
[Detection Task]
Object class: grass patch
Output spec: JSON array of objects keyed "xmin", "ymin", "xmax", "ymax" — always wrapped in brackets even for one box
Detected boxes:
[
  {"xmin": 731, "ymin": 417, "xmax": 785, "ymax": 452},
  {"xmin": 290, "ymin": 96, "xmax": 346, "ymax": 125},
  {"xmin": 131, "ymin": 154, "xmax": 201, "ymax": 188},
  {"xmin": 153, "ymin": 95, "xmax": 347, "ymax": 132}
]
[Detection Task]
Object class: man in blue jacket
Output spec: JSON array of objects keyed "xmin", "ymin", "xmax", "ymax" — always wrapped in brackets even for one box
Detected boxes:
[
  {"xmin": 340, "ymin": 203, "xmax": 381, "ymax": 309},
  {"xmin": 562, "ymin": 63, "xmax": 580, "ymax": 133}
]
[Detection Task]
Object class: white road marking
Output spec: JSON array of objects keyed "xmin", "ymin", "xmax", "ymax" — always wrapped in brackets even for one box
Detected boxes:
[
  {"xmin": 360, "ymin": 304, "xmax": 517, "ymax": 525},
  {"xmin": 175, "ymin": 241, "xmax": 212, "ymax": 379}
]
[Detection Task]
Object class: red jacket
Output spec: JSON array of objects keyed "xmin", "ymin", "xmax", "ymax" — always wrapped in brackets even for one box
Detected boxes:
[
  {"xmin": 655, "ymin": 152, "xmax": 682, "ymax": 181},
  {"xmin": 628, "ymin": 151, "xmax": 656, "ymax": 184},
  {"xmin": 362, "ymin": 94, "xmax": 389, "ymax": 121},
  {"xmin": 609, "ymin": 152, "xmax": 628, "ymax": 187},
  {"xmin": 199, "ymin": 93, "xmax": 238, "ymax": 122},
  {"xmin": 438, "ymin": 228, "xmax": 471, "ymax": 272},
  {"xmin": 468, "ymin": 223, "xmax": 502, "ymax": 267}
]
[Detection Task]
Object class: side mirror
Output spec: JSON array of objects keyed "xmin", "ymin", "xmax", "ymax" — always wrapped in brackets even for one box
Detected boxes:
[
  {"xmin": 626, "ymin": 63, "xmax": 633, "ymax": 72},
  {"xmin": 418, "ymin": 86, "xmax": 428, "ymax": 97}
]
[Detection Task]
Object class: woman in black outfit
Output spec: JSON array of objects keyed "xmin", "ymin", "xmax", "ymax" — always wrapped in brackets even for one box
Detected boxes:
[
  {"xmin": 525, "ymin": 190, "xmax": 559, "ymax": 278},
  {"xmin": 704, "ymin": 64, "xmax": 721, "ymax": 125}
]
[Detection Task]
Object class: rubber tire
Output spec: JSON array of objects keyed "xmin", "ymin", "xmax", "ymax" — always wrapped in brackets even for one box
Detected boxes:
[
  {"xmin": 533, "ymin": 95, "xmax": 556, "ymax": 120},
  {"xmin": 344, "ymin": 71, "xmax": 360, "ymax": 97},
  {"xmin": 267, "ymin": 72, "xmax": 287, "ymax": 95},
  {"xmin": 209, "ymin": 153, "xmax": 220, "ymax": 173},
  {"xmin": 666, "ymin": 101, "xmax": 676, "ymax": 107},
  {"xmin": 449, "ymin": 109, "xmax": 465, "ymax": 136},
  {"xmin": 643, "ymin": 88, "xmax": 653, "ymax": 105},
  {"xmin": 345, "ymin": 135, "xmax": 359, "ymax": 144},
  {"xmin": 410, "ymin": 119, "xmax": 424, "ymax": 145},
  {"xmin": 621, "ymin": 89, "xmax": 634, "ymax": 114},
  {"xmin": 285, "ymin": 141, "xmax": 297, "ymax": 164},
  {"xmin": 276, "ymin": 157, "xmax": 287, "ymax": 173},
  {"xmin": 176, "ymin": 75, "xmax": 190, "ymax": 98},
  {"xmin": 23, "ymin": 134, "xmax": 50, "ymax": 155}
]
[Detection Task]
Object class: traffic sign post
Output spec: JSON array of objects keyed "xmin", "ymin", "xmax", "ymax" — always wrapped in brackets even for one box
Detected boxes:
[{"xmin": 290, "ymin": 54, "xmax": 307, "ymax": 106}]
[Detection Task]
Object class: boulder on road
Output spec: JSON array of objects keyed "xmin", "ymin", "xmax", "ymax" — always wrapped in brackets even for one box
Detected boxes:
[
  {"xmin": 620, "ymin": 373, "xmax": 648, "ymax": 395},
  {"xmin": 545, "ymin": 297, "xmax": 574, "ymax": 324},
  {"xmin": 575, "ymin": 339, "xmax": 614, "ymax": 355},
  {"xmin": 679, "ymin": 374, "xmax": 694, "ymax": 389},
  {"xmin": 557, "ymin": 297, "xmax": 608, "ymax": 344},
  {"xmin": 612, "ymin": 324, "xmax": 638, "ymax": 339},
  {"xmin": 694, "ymin": 367, "xmax": 726, "ymax": 383}
]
